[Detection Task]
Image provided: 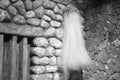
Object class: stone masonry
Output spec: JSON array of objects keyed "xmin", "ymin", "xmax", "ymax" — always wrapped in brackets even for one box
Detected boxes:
[
  {"xmin": 0, "ymin": 0, "xmax": 67, "ymax": 80},
  {"xmin": 83, "ymin": 2, "xmax": 120, "ymax": 80},
  {"xmin": 1, "ymin": 0, "xmax": 120, "ymax": 80}
]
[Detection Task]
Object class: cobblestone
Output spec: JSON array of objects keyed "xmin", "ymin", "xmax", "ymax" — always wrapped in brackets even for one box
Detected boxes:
[
  {"xmin": 27, "ymin": 18, "xmax": 40, "ymax": 26},
  {"xmin": 33, "ymin": 37, "xmax": 49, "ymax": 47}
]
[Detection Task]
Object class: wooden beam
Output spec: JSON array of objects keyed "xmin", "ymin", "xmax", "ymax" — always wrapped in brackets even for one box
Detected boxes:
[
  {"xmin": 19, "ymin": 38, "xmax": 29, "ymax": 80},
  {"xmin": 0, "ymin": 23, "xmax": 44, "ymax": 37},
  {"xmin": 10, "ymin": 36, "xmax": 18, "ymax": 80},
  {"xmin": 0, "ymin": 34, "xmax": 3, "ymax": 80},
  {"xmin": 3, "ymin": 38, "xmax": 11, "ymax": 80}
]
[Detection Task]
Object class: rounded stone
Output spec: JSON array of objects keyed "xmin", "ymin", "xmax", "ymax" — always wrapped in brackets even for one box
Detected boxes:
[
  {"xmin": 32, "ymin": 0, "xmax": 43, "ymax": 9},
  {"xmin": 45, "ymin": 46, "xmax": 55, "ymax": 57},
  {"xmin": 55, "ymin": 14, "xmax": 63, "ymax": 21},
  {"xmin": 45, "ymin": 65, "xmax": 58, "ymax": 72},
  {"xmin": 31, "ymin": 74, "xmax": 53, "ymax": 80},
  {"xmin": 45, "ymin": 9, "xmax": 55, "ymax": 19},
  {"xmin": 49, "ymin": 38, "xmax": 62, "ymax": 48},
  {"xmin": 40, "ymin": 19, "xmax": 50, "ymax": 28},
  {"xmin": 33, "ymin": 37, "xmax": 49, "ymax": 47},
  {"xmin": 49, "ymin": 56, "xmax": 57, "ymax": 65},
  {"xmin": 0, "ymin": 9, "xmax": 11, "ymax": 21},
  {"xmin": 34, "ymin": 6, "xmax": 45, "ymax": 18},
  {"xmin": 7, "ymin": 5, "xmax": 18, "ymax": 17},
  {"xmin": 32, "ymin": 56, "xmax": 49, "ymax": 65},
  {"xmin": 24, "ymin": 0, "xmax": 32, "ymax": 10},
  {"xmin": 0, "ymin": 0, "xmax": 10, "ymax": 9},
  {"xmin": 57, "ymin": 3, "xmax": 66, "ymax": 11},
  {"xmin": 43, "ymin": 0, "xmax": 56, "ymax": 9},
  {"xmin": 50, "ymin": 20, "xmax": 61, "ymax": 27},
  {"xmin": 53, "ymin": 73, "xmax": 60, "ymax": 80},
  {"xmin": 44, "ymin": 27, "xmax": 56, "ymax": 37},
  {"xmin": 13, "ymin": 15, "xmax": 26, "ymax": 24},
  {"xmin": 54, "ymin": 49, "xmax": 62, "ymax": 56},
  {"xmin": 25, "ymin": 11, "xmax": 35, "ymax": 18},
  {"xmin": 13, "ymin": 0, "xmax": 26, "ymax": 15},
  {"xmin": 56, "ymin": 28, "xmax": 63, "ymax": 40},
  {"xmin": 31, "ymin": 47, "xmax": 46, "ymax": 57},
  {"xmin": 31, "ymin": 66, "xmax": 45, "ymax": 74},
  {"xmin": 54, "ymin": 5, "xmax": 63, "ymax": 14},
  {"xmin": 42, "ymin": 15, "xmax": 51, "ymax": 21},
  {"xmin": 27, "ymin": 18, "xmax": 40, "ymax": 26}
]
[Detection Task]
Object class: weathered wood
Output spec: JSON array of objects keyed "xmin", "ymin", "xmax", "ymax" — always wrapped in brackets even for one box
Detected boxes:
[
  {"xmin": 0, "ymin": 34, "xmax": 3, "ymax": 80},
  {"xmin": 19, "ymin": 38, "xmax": 29, "ymax": 80},
  {"xmin": 10, "ymin": 36, "xmax": 18, "ymax": 80},
  {"xmin": 3, "ymin": 38, "xmax": 11, "ymax": 80},
  {"xmin": 0, "ymin": 23, "xmax": 44, "ymax": 37}
]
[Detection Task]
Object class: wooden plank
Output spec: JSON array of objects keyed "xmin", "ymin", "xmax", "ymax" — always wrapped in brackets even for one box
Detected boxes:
[
  {"xmin": 0, "ymin": 34, "xmax": 3, "ymax": 80},
  {"xmin": 19, "ymin": 38, "xmax": 29, "ymax": 80},
  {"xmin": 0, "ymin": 23, "xmax": 44, "ymax": 37},
  {"xmin": 2, "ymin": 38, "xmax": 11, "ymax": 80},
  {"xmin": 27, "ymin": 44, "xmax": 30, "ymax": 80},
  {"xmin": 10, "ymin": 36, "xmax": 18, "ymax": 80}
]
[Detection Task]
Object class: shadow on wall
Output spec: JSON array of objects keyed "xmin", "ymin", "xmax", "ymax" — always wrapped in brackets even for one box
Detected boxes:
[{"xmin": 71, "ymin": 0, "xmax": 120, "ymax": 13}]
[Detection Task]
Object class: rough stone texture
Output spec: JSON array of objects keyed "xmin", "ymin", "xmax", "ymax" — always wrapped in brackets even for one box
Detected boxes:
[
  {"xmin": 31, "ymin": 66, "xmax": 45, "ymax": 74},
  {"xmin": 0, "ymin": 9, "xmax": 11, "ymax": 21},
  {"xmin": 12, "ymin": 15, "xmax": 26, "ymax": 24},
  {"xmin": 34, "ymin": 6, "xmax": 45, "ymax": 18},
  {"xmin": 32, "ymin": 0, "xmax": 43, "ymax": 9},
  {"xmin": 54, "ymin": 5, "xmax": 63, "ymax": 14},
  {"xmin": 13, "ymin": 0, "xmax": 26, "ymax": 15},
  {"xmin": 25, "ymin": 11, "xmax": 35, "ymax": 18},
  {"xmin": 31, "ymin": 47, "xmax": 46, "ymax": 57},
  {"xmin": 33, "ymin": 37, "xmax": 49, "ymax": 47},
  {"xmin": 54, "ymin": 49, "xmax": 62, "ymax": 56},
  {"xmin": 83, "ymin": 2, "xmax": 120, "ymax": 80},
  {"xmin": 57, "ymin": 3, "xmax": 66, "ymax": 11},
  {"xmin": 27, "ymin": 18, "xmax": 40, "ymax": 26},
  {"xmin": 43, "ymin": 0, "xmax": 56, "ymax": 9},
  {"xmin": 45, "ymin": 10, "xmax": 55, "ymax": 19},
  {"xmin": 50, "ymin": 20, "xmax": 61, "ymax": 28},
  {"xmin": 55, "ymin": 14, "xmax": 63, "ymax": 21},
  {"xmin": 31, "ymin": 74, "xmax": 53, "ymax": 80},
  {"xmin": 45, "ymin": 46, "xmax": 55, "ymax": 57},
  {"xmin": 44, "ymin": 27, "xmax": 56, "ymax": 37},
  {"xmin": 0, "ymin": 0, "xmax": 10, "ymax": 9},
  {"xmin": 0, "ymin": 0, "xmax": 67, "ymax": 80},
  {"xmin": 49, "ymin": 56, "xmax": 57, "ymax": 65},
  {"xmin": 53, "ymin": 73, "xmax": 61, "ymax": 80},
  {"xmin": 96, "ymin": 50, "xmax": 109, "ymax": 64},
  {"xmin": 7, "ymin": 5, "xmax": 18, "ymax": 17},
  {"xmin": 55, "ymin": 28, "xmax": 63, "ymax": 40},
  {"xmin": 40, "ymin": 19, "xmax": 50, "ymax": 28},
  {"xmin": 24, "ymin": 0, "xmax": 33, "ymax": 10},
  {"xmin": 42, "ymin": 15, "xmax": 51, "ymax": 21},
  {"xmin": 112, "ymin": 39, "xmax": 120, "ymax": 47},
  {"xmin": 32, "ymin": 56, "xmax": 49, "ymax": 65},
  {"xmin": 49, "ymin": 38, "xmax": 62, "ymax": 48},
  {"xmin": 45, "ymin": 65, "xmax": 58, "ymax": 72}
]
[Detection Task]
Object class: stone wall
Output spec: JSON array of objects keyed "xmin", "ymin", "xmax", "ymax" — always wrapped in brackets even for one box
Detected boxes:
[
  {"xmin": 0, "ymin": 0, "xmax": 68, "ymax": 80},
  {"xmin": 83, "ymin": 2, "xmax": 120, "ymax": 80},
  {"xmin": 1, "ymin": 0, "xmax": 120, "ymax": 80}
]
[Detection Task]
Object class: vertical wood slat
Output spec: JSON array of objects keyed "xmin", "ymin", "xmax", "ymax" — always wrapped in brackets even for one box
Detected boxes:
[
  {"xmin": 19, "ymin": 37, "xmax": 29, "ymax": 80},
  {"xmin": 10, "ymin": 36, "xmax": 18, "ymax": 80},
  {"xmin": 3, "ymin": 37, "xmax": 11, "ymax": 80},
  {"xmin": 0, "ymin": 34, "xmax": 3, "ymax": 80}
]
